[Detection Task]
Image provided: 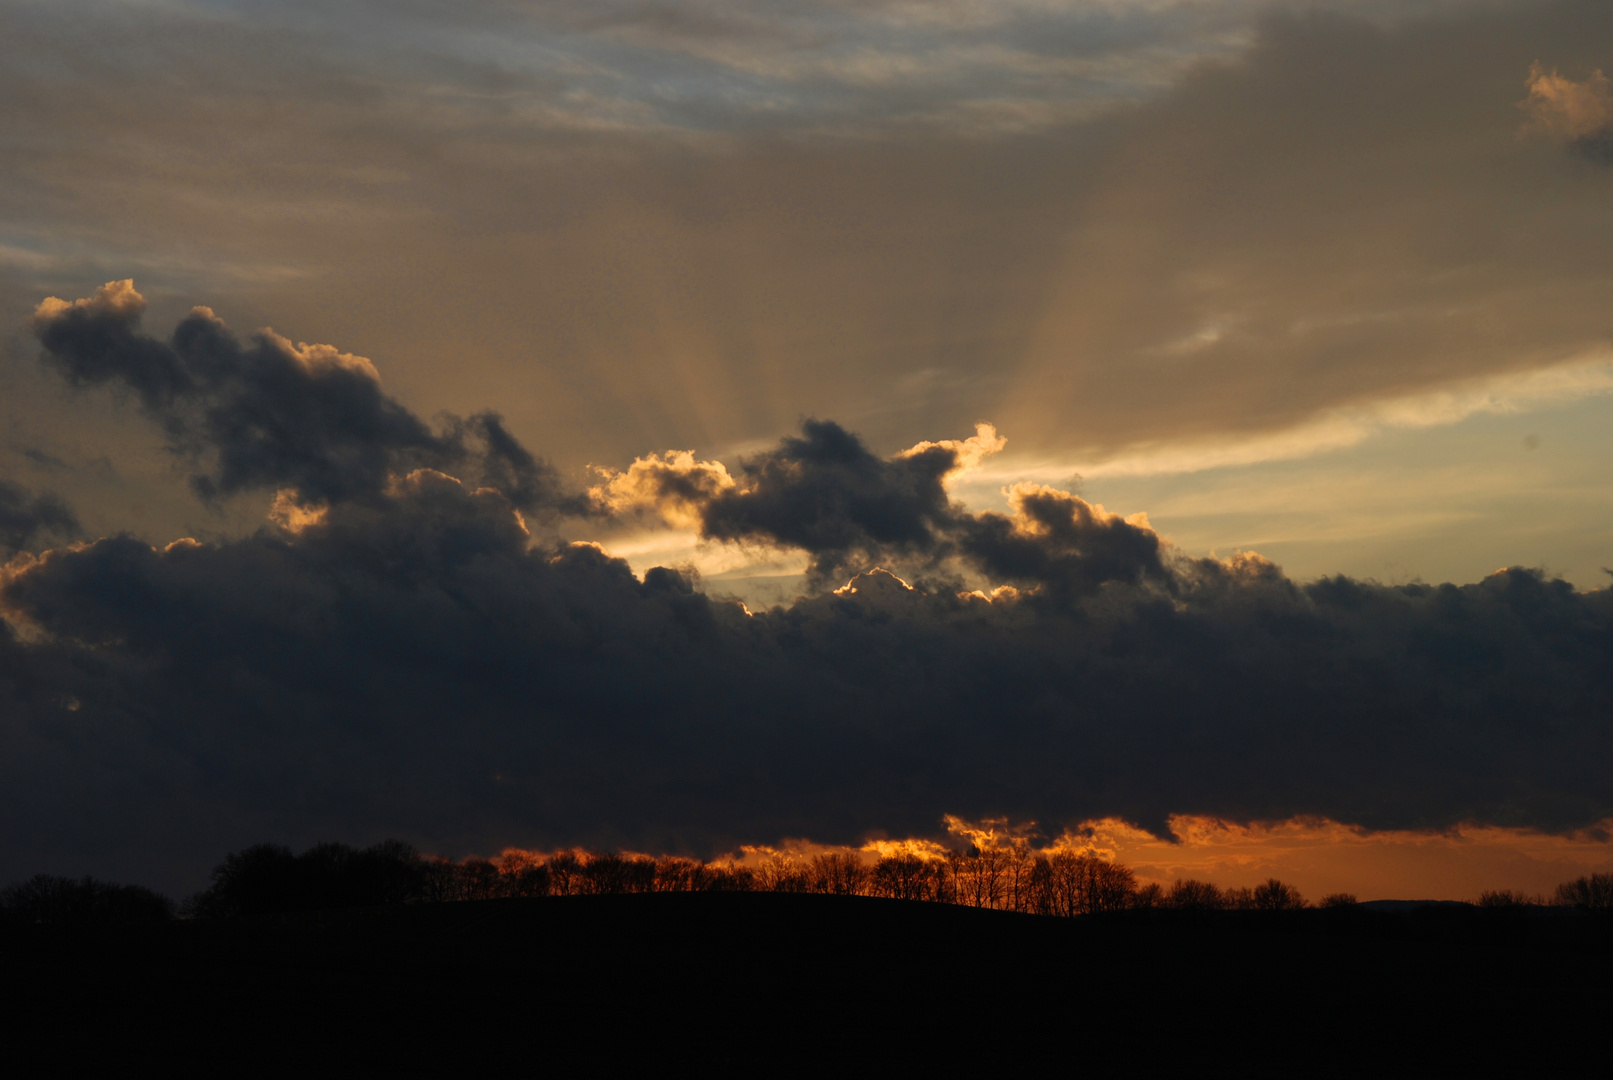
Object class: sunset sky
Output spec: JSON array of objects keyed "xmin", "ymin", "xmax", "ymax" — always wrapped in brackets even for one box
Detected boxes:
[{"xmin": 3, "ymin": 0, "xmax": 1611, "ymax": 897}]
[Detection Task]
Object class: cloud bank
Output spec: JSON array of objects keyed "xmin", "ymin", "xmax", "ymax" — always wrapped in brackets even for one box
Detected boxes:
[
  {"xmin": 4, "ymin": 288, "xmax": 1611, "ymax": 892},
  {"xmin": 31, "ymin": 281, "xmax": 580, "ymax": 516}
]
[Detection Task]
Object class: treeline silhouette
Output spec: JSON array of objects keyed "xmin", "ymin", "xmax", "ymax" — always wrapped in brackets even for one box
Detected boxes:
[
  {"xmin": 0, "ymin": 875, "xmax": 172, "ymax": 926},
  {"xmin": 5, "ymin": 842, "xmax": 1612, "ymax": 924}
]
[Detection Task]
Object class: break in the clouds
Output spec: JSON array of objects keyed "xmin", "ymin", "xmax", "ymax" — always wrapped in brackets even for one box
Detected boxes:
[{"xmin": 3, "ymin": 287, "xmax": 1611, "ymax": 892}]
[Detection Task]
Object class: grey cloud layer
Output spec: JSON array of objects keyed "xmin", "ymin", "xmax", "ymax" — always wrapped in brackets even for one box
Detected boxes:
[
  {"xmin": 4, "ymin": 291, "xmax": 1612, "ymax": 892},
  {"xmin": 4, "ymin": 0, "xmax": 1608, "ymax": 489}
]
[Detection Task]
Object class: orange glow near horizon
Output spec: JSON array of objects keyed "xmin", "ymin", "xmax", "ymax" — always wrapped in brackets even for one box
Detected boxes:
[
  {"xmin": 1052, "ymin": 816, "xmax": 1613, "ymax": 902},
  {"xmin": 480, "ymin": 815, "xmax": 1613, "ymax": 903}
]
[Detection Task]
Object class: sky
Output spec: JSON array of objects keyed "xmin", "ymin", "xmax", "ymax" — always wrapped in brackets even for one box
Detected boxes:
[{"xmin": 2, "ymin": 0, "xmax": 1612, "ymax": 897}]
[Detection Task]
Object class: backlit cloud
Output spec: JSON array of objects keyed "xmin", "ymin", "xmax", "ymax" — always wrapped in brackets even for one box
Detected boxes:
[
  {"xmin": 30, "ymin": 281, "xmax": 581, "ymax": 514},
  {"xmin": 5, "ymin": 2, "xmax": 1613, "ymax": 894},
  {"xmin": 4, "ymin": 292, "xmax": 1612, "ymax": 893},
  {"xmin": 1523, "ymin": 60, "xmax": 1613, "ymax": 161}
]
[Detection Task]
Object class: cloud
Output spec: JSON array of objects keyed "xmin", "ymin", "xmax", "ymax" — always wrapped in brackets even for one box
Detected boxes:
[
  {"xmin": 606, "ymin": 417, "xmax": 1163, "ymax": 601},
  {"xmin": 7, "ymin": 3, "xmax": 1613, "ymax": 890},
  {"xmin": 0, "ymin": 481, "xmax": 78, "ymax": 554},
  {"xmin": 4, "ymin": 310, "xmax": 1613, "ymax": 891},
  {"xmin": 1523, "ymin": 61, "xmax": 1613, "ymax": 162},
  {"xmin": 30, "ymin": 282, "xmax": 582, "ymax": 516},
  {"xmin": 896, "ymin": 422, "xmax": 1006, "ymax": 474},
  {"xmin": 692, "ymin": 419, "xmax": 969, "ymax": 582},
  {"xmin": 7, "ymin": 2, "xmax": 1613, "ymax": 485},
  {"xmin": 965, "ymin": 349, "xmax": 1613, "ymax": 482},
  {"xmin": 956, "ymin": 483, "xmax": 1169, "ymax": 603},
  {"xmin": 590, "ymin": 450, "xmax": 737, "ymax": 528}
]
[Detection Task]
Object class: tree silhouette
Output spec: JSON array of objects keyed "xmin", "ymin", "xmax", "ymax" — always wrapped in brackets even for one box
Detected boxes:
[
  {"xmin": 1552, "ymin": 873, "xmax": 1613, "ymax": 913},
  {"xmin": 547, "ymin": 851, "xmax": 583, "ymax": 896},
  {"xmin": 186, "ymin": 839, "xmax": 427, "ymax": 915},
  {"xmin": 1, "ymin": 875, "xmax": 172, "ymax": 925},
  {"xmin": 809, "ymin": 852, "xmax": 868, "ymax": 896},
  {"xmin": 1131, "ymin": 882, "xmax": 1165, "ymax": 910},
  {"xmin": 1252, "ymin": 879, "xmax": 1306, "ymax": 911},
  {"xmin": 1167, "ymin": 879, "xmax": 1224, "ymax": 911},
  {"xmin": 871, "ymin": 854, "xmax": 934, "ymax": 901}
]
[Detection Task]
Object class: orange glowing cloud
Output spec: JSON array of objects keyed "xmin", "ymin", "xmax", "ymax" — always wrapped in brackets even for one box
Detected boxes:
[
  {"xmin": 1522, "ymin": 62, "xmax": 1613, "ymax": 140},
  {"xmin": 896, "ymin": 422, "xmax": 1006, "ymax": 479},
  {"xmin": 589, "ymin": 450, "xmax": 736, "ymax": 528},
  {"xmin": 1052, "ymin": 816, "xmax": 1613, "ymax": 902},
  {"xmin": 31, "ymin": 279, "xmax": 147, "ymax": 325}
]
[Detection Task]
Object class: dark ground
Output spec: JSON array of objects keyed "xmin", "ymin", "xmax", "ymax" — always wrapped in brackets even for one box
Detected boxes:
[{"xmin": 3, "ymin": 894, "xmax": 1607, "ymax": 1073}]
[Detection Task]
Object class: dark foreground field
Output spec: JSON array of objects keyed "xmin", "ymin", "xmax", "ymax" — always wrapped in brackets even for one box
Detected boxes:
[{"xmin": 4, "ymin": 894, "xmax": 1609, "ymax": 1072}]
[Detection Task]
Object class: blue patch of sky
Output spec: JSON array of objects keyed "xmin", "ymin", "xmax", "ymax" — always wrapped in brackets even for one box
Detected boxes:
[{"xmin": 147, "ymin": 0, "xmax": 1270, "ymax": 132}]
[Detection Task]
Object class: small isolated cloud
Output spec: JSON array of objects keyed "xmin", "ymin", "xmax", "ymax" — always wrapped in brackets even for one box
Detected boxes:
[{"xmin": 1522, "ymin": 62, "xmax": 1613, "ymax": 163}]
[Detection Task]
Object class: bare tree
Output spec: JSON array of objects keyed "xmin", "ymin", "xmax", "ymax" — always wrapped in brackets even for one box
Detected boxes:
[
  {"xmin": 700, "ymin": 863, "xmax": 755, "ymax": 892},
  {"xmin": 754, "ymin": 854, "xmax": 812, "ymax": 894},
  {"xmin": 456, "ymin": 857, "xmax": 502, "ymax": 901},
  {"xmin": 1251, "ymin": 879, "xmax": 1305, "ymax": 911},
  {"xmin": 1, "ymin": 875, "xmax": 172, "ymax": 925},
  {"xmin": 417, "ymin": 856, "xmax": 458, "ymax": 903},
  {"xmin": 1478, "ymin": 889, "xmax": 1544, "ymax": 908},
  {"xmin": 976, "ymin": 846, "xmax": 1009, "ymax": 910},
  {"xmin": 547, "ymin": 851, "xmax": 582, "ymax": 896},
  {"xmin": 1223, "ymin": 886, "xmax": 1256, "ymax": 911},
  {"xmin": 809, "ymin": 852, "xmax": 868, "ymax": 896},
  {"xmin": 579, "ymin": 853, "xmax": 628, "ymax": 894},
  {"xmin": 1552, "ymin": 873, "xmax": 1613, "ymax": 913},
  {"xmin": 653, "ymin": 857, "xmax": 702, "ymax": 893},
  {"xmin": 872, "ymin": 855, "xmax": 933, "ymax": 901},
  {"xmin": 1005, "ymin": 844, "xmax": 1037, "ymax": 913},
  {"xmin": 498, "ymin": 851, "xmax": 550, "ymax": 898},
  {"xmin": 1167, "ymin": 879, "xmax": 1224, "ymax": 911},
  {"xmin": 1087, "ymin": 859, "xmax": 1137, "ymax": 914}
]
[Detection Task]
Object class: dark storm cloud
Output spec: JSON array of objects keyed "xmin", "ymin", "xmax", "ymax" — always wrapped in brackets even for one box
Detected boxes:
[
  {"xmin": 698, "ymin": 420, "xmax": 961, "ymax": 581},
  {"xmin": 609, "ymin": 417, "xmax": 1168, "ymax": 596},
  {"xmin": 0, "ymin": 480, "xmax": 77, "ymax": 554},
  {"xmin": 4, "ymin": 302, "xmax": 1612, "ymax": 891},
  {"xmin": 591, "ymin": 415, "xmax": 1170, "ymax": 599},
  {"xmin": 30, "ymin": 282, "xmax": 580, "ymax": 515},
  {"xmin": 957, "ymin": 486, "xmax": 1170, "ymax": 604}
]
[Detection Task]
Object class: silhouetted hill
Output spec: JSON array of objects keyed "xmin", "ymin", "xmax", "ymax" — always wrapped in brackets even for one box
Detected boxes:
[{"xmin": 3, "ymin": 893, "xmax": 1606, "ymax": 1071}]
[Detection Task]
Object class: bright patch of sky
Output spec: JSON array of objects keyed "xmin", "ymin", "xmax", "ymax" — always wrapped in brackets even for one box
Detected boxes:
[{"xmin": 970, "ymin": 390, "xmax": 1613, "ymax": 591}]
